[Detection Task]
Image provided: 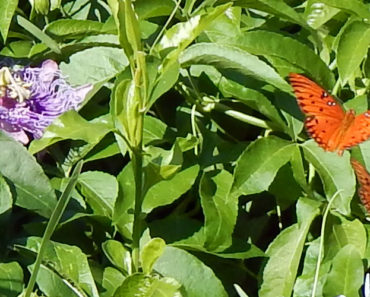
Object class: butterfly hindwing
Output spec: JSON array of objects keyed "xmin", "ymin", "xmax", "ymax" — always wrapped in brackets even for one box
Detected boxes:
[
  {"xmin": 341, "ymin": 112, "xmax": 370, "ymax": 151},
  {"xmin": 304, "ymin": 115, "xmax": 343, "ymax": 151},
  {"xmin": 351, "ymin": 158, "xmax": 370, "ymax": 214}
]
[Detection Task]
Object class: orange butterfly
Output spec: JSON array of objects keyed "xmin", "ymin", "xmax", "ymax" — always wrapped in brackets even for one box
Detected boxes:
[
  {"xmin": 289, "ymin": 73, "xmax": 370, "ymax": 155},
  {"xmin": 351, "ymin": 158, "xmax": 370, "ymax": 214}
]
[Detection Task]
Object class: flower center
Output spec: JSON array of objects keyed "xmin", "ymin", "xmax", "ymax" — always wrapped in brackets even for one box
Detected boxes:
[{"xmin": 0, "ymin": 67, "xmax": 32, "ymax": 103}]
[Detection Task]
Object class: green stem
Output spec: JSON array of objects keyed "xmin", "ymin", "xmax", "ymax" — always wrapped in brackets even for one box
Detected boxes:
[
  {"xmin": 213, "ymin": 102, "xmax": 271, "ymax": 129},
  {"xmin": 311, "ymin": 190, "xmax": 342, "ymax": 297},
  {"xmin": 131, "ymin": 148, "xmax": 144, "ymax": 272},
  {"xmin": 24, "ymin": 160, "xmax": 83, "ymax": 297}
]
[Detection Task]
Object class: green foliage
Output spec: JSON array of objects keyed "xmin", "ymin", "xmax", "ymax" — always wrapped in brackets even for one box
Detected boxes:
[{"xmin": 2, "ymin": 1, "xmax": 370, "ymax": 297}]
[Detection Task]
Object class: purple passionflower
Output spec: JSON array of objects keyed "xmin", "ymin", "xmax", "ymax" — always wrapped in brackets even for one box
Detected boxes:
[{"xmin": 0, "ymin": 59, "xmax": 92, "ymax": 144}]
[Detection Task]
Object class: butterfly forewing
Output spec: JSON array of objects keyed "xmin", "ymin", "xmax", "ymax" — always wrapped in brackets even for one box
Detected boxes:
[
  {"xmin": 288, "ymin": 73, "xmax": 370, "ymax": 154},
  {"xmin": 351, "ymin": 158, "xmax": 370, "ymax": 214},
  {"xmin": 289, "ymin": 73, "xmax": 345, "ymax": 119},
  {"xmin": 289, "ymin": 73, "xmax": 347, "ymax": 151}
]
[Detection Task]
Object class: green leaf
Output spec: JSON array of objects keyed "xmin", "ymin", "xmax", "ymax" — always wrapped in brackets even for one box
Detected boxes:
[
  {"xmin": 141, "ymin": 238, "xmax": 166, "ymax": 274},
  {"xmin": 304, "ymin": 1, "xmax": 340, "ymax": 29},
  {"xmin": 102, "ymin": 240, "xmax": 131, "ymax": 273},
  {"xmin": 147, "ymin": 59, "xmax": 180, "ymax": 108},
  {"xmin": 25, "ymin": 237, "xmax": 99, "ymax": 297},
  {"xmin": 135, "ymin": 0, "xmax": 175, "ymax": 19},
  {"xmin": 0, "ymin": 175, "xmax": 12, "ymax": 215},
  {"xmin": 192, "ymin": 65, "xmax": 285, "ymax": 130},
  {"xmin": 0, "ymin": 262, "xmax": 23, "ymax": 297},
  {"xmin": 0, "ymin": 132, "xmax": 56, "ymax": 218},
  {"xmin": 113, "ymin": 163, "xmax": 135, "ymax": 238},
  {"xmin": 78, "ymin": 171, "xmax": 118, "ymax": 217},
  {"xmin": 0, "ymin": 40, "xmax": 33, "ymax": 58},
  {"xmin": 16, "ymin": 15, "xmax": 61, "ymax": 54},
  {"xmin": 290, "ymin": 146, "xmax": 310, "ymax": 194},
  {"xmin": 114, "ymin": 273, "xmax": 182, "ymax": 297},
  {"xmin": 302, "ymin": 140, "xmax": 355, "ymax": 215},
  {"xmin": 235, "ymin": 30, "xmax": 335, "ymax": 89},
  {"xmin": 154, "ymin": 246, "xmax": 228, "ymax": 297},
  {"xmin": 218, "ymin": 76, "xmax": 287, "ymax": 130},
  {"xmin": 337, "ymin": 21, "xmax": 370, "ymax": 84},
  {"xmin": 29, "ymin": 112, "xmax": 113, "ymax": 154},
  {"xmin": 142, "ymin": 165, "xmax": 200, "ymax": 213},
  {"xmin": 319, "ymin": 0, "xmax": 370, "ymax": 19},
  {"xmin": 232, "ymin": 136, "xmax": 295, "ymax": 195},
  {"xmin": 326, "ymin": 215, "xmax": 367, "ymax": 259},
  {"xmin": 293, "ymin": 238, "xmax": 331, "ymax": 297},
  {"xmin": 123, "ymin": 0, "xmax": 141, "ymax": 55},
  {"xmin": 322, "ymin": 244, "xmax": 364, "ymax": 297},
  {"xmin": 0, "ymin": 0, "xmax": 18, "ymax": 42},
  {"xmin": 107, "ymin": 0, "xmax": 134, "ymax": 60},
  {"xmin": 203, "ymin": 6, "xmax": 241, "ymax": 42},
  {"xmin": 59, "ymin": 47, "xmax": 129, "ymax": 85},
  {"xmin": 180, "ymin": 43, "xmax": 291, "ymax": 92},
  {"xmin": 200, "ymin": 169, "xmax": 238, "ymax": 252},
  {"xmin": 259, "ymin": 198, "xmax": 320, "ymax": 297},
  {"xmin": 269, "ymin": 164, "xmax": 302, "ymax": 210},
  {"xmin": 235, "ymin": 0, "xmax": 308, "ymax": 28},
  {"xmin": 102, "ymin": 267, "xmax": 125, "ymax": 297},
  {"xmin": 143, "ymin": 115, "xmax": 171, "ymax": 145},
  {"xmin": 157, "ymin": 3, "xmax": 231, "ymax": 53},
  {"xmin": 45, "ymin": 19, "xmax": 112, "ymax": 39}
]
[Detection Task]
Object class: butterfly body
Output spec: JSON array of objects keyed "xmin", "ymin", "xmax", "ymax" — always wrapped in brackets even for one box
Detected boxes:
[
  {"xmin": 289, "ymin": 73, "xmax": 370, "ymax": 155},
  {"xmin": 351, "ymin": 158, "xmax": 370, "ymax": 214}
]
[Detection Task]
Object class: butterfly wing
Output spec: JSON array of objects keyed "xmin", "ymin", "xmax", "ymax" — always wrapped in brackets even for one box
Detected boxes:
[
  {"xmin": 340, "ymin": 112, "xmax": 370, "ymax": 151},
  {"xmin": 351, "ymin": 158, "xmax": 370, "ymax": 213},
  {"xmin": 289, "ymin": 73, "xmax": 346, "ymax": 151}
]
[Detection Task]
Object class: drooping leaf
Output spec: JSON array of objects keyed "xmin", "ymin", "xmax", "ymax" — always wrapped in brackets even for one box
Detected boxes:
[
  {"xmin": 25, "ymin": 237, "xmax": 99, "ymax": 297},
  {"xmin": 0, "ymin": 132, "xmax": 57, "ymax": 218},
  {"xmin": 59, "ymin": 47, "xmax": 129, "ymax": 85},
  {"xmin": 180, "ymin": 43, "xmax": 291, "ymax": 92},
  {"xmin": 235, "ymin": 30, "xmax": 335, "ymax": 89},
  {"xmin": 200, "ymin": 169, "xmax": 238, "ymax": 252},
  {"xmin": 232, "ymin": 136, "xmax": 296, "ymax": 195},
  {"xmin": 259, "ymin": 198, "xmax": 321, "ymax": 297},
  {"xmin": 302, "ymin": 140, "xmax": 355, "ymax": 215},
  {"xmin": 337, "ymin": 21, "xmax": 370, "ymax": 84},
  {"xmin": 322, "ymin": 244, "xmax": 364, "ymax": 297}
]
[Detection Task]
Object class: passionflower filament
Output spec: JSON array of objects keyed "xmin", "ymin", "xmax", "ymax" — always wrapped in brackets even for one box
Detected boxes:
[{"xmin": 0, "ymin": 59, "xmax": 92, "ymax": 144}]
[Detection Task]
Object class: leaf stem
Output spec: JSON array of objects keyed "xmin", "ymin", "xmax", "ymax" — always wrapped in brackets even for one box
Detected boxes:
[
  {"xmin": 24, "ymin": 160, "xmax": 83, "ymax": 297},
  {"xmin": 149, "ymin": 0, "xmax": 181, "ymax": 55},
  {"xmin": 311, "ymin": 190, "xmax": 341, "ymax": 297}
]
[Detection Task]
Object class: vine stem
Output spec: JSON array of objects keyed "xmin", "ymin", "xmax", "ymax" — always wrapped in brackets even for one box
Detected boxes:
[
  {"xmin": 311, "ymin": 190, "xmax": 342, "ymax": 297},
  {"xmin": 24, "ymin": 161, "xmax": 83, "ymax": 297}
]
